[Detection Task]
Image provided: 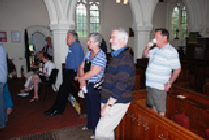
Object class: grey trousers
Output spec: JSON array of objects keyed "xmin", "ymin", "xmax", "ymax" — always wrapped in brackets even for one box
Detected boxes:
[{"xmin": 0, "ymin": 83, "xmax": 7, "ymax": 128}]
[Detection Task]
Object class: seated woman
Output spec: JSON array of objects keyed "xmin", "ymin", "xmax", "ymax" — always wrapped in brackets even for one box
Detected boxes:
[
  {"xmin": 23, "ymin": 71, "xmax": 34, "ymax": 92},
  {"xmin": 29, "ymin": 53, "xmax": 55, "ymax": 102},
  {"xmin": 22, "ymin": 51, "xmax": 43, "ymax": 92},
  {"xmin": 76, "ymin": 33, "xmax": 107, "ymax": 138}
]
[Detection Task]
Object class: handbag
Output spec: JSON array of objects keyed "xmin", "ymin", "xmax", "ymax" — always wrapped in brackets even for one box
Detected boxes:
[
  {"xmin": 84, "ymin": 59, "xmax": 91, "ymax": 86},
  {"xmin": 84, "ymin": 59, "xmax": 91, "ymax": 73}
]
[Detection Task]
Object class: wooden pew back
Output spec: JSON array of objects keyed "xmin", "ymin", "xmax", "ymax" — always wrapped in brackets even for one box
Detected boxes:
[{"xmin": 116, "ymin": 90, "xmax": 202, "ymax": 139}]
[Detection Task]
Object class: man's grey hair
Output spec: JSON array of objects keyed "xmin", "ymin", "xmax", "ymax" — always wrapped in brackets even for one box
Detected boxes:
[
  {"xmin": 89, "ymin": 33, "xmax": 103, "ymax": 46},
  {"xmin": 114, "ymin": 28, "xmax": 129, "ymax": 45},
  {"xmin": 67, "ymin": 30, "xmax": 78, "ymax": 40}
]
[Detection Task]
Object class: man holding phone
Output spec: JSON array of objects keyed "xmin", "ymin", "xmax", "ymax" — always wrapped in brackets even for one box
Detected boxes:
[{"xmin": 142, "ymin": 28, "xmax": 181, "ymax": 116}]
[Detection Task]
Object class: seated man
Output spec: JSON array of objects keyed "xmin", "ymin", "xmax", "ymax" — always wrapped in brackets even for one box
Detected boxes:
[{"xmin": 38, "ymin": 52, "xmax": 55, "ymax": 83}]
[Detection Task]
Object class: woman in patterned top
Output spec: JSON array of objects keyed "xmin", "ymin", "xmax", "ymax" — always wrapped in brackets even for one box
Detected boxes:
[{"xmin": 76, "ymin": 33, "xmax": 107, "ymax": 138}]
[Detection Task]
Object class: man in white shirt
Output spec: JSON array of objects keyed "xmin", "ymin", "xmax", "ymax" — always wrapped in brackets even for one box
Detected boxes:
[
  {"xmin": 42, "ymin": 37, "xmax": 53, "ymax": 60},
  {"xmin": 41, "ymin": 53, "xmax": 55, "ymax": 80},
  {"xmin": 142, "ymin": 28, "xmax": 181, "ymax": 116}
]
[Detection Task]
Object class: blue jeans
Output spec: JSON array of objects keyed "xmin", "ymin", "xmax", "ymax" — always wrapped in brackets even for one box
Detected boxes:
[{"xmin": 0, "ymin": 83, "xmax": 7, "ymax": 128}]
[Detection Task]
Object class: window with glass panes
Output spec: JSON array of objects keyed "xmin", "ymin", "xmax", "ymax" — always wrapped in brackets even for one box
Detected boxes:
[
  {"xmin": 171, "ymin": 4, "xmax": 188, "ymax": 39},
  {"xmin": 76, "ymin": 0, "xmax": 100, "ymax": 38}
]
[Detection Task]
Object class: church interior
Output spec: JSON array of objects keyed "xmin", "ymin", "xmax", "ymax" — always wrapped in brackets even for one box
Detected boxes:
[{"xmin": 0, "ymin": 0, "xmax": 209, "ymax": 139}]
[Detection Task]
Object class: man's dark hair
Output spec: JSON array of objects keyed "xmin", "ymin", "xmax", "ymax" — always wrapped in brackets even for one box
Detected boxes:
[
  {"xmin": 67, "ymin": 30, "xmax": 78, "ymax": 41},
  {"xmin": 42, "ymin": 52, "xmax": 52, "ymax": 61},
  {"xmin": 155, "ymin": 28, "xmax": 169, "ymax": 39},
  {"xmin": 42, "ymin": 52, "xmax": 47, "ymax": 58}
]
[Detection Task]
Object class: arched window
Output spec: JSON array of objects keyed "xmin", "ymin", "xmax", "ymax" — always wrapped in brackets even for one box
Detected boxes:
[
  {"xmin": 171, "ymin": 3, "xmax": 188, "ymax": 39},
  {"xmin": 76, "ymin": 0, "xmax": 100, "ymax": 38}
]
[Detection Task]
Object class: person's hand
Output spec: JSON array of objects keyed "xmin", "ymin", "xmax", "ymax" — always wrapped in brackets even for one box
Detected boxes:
[
  {"xmin": 75, "ymin": 76, "xmax": 79, "ymax": 81},
  {"xmin": 101, "ymin": 104, "xmax": 111, "ymax": 117},
  {"xmin": 145, "ymin": 42, "xmax": 151, "ymax": 51},
  {"xmin": 7, "ymin": 107, "xmax": 12, "ymax": 115},
  {"xmin": 80, "ymin": 80, "xmax": 86, "ymax": 89},
  {"xmin": 98, "ymin": 86, "xmax": 102, "ymax": 89},
  {"xmin": 164, "ymin": 83, "xmax": 171, "ymax": 91},
  {"xmin": 77, "ymin": 76, "xmax": 85, "ymax": 83},
  {"xmin": 44, "ymin": 73, "xmax": 48, "ymax": 77}
]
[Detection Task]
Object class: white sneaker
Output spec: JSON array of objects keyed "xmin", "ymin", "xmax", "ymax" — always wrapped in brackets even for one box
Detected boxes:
[
  {"xmin": 82, "ymin": 126, "xmax": 88, "ymax": 130},
  {"xmin": 29, "ymin": 86, "xmax": 34, "ymax": 90},
  {"xmin": 51, "ymin": 85, "xmax": 58, "ymax": 92}
]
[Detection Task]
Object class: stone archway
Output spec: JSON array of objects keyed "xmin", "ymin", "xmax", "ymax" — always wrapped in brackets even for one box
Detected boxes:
[{"xmin": 129, "ymin": 0, "xmax": 158, "ymax": 61}]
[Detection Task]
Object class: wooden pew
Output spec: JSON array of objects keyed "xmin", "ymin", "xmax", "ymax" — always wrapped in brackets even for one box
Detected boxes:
[
  {"xmin": 115, "ymin": 89, "xmax": 203, "ymax": 139},
  {"xmin": 115, "ymin": 91, "xmax": 202, "ymax": 139},
  {"xmin": 167, "ymin": 86, "xmax": 209, "ymax": 138}
]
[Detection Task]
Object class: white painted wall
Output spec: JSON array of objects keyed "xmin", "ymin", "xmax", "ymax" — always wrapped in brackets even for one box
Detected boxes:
[
  {"xmin": 0, "ymin": 0, "xmax": 50, "ymax": 77},
  {"xmin": 153, "ymin": 3, "xmax": 167, "ymax": 30},
  {"xmin": 204, "ymin": 0, "xmax": 209, "ymax": 37},
  {"xmin": 101, "ymin": 0, "xmax": 134, "ymax": 51}
]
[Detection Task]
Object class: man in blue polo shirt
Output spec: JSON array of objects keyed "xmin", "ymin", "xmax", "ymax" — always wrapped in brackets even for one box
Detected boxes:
[
  {"xmin": 45, "ymin": 30, "xmax": 84, "ymax": 116},
  {"xmin": 143, "ymin": 28, "xmax": 181, "ymax": 116}
]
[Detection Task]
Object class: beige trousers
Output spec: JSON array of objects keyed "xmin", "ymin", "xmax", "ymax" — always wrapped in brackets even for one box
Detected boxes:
[{"xmin": 95, "ymin": 103, "xmax": 130, "ymax": 140}]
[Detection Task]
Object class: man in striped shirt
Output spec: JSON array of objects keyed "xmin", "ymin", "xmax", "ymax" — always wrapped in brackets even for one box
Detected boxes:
[
  {"xmin": 143, "ymin": 28, "xmax": 181, "ymax": 116},
  {"xmin": 95, "ymin": 29, "xmax": 135, "ymax": 139}
]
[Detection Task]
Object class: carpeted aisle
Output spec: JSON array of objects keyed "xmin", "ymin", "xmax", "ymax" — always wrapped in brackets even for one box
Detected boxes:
[
  {"xmin": 0, "ymin": 78, "xmax": 86, "ymax": 140},
  {"xmin": 10, "ymin": 125, "xmax": 92, "ymax": 140}
]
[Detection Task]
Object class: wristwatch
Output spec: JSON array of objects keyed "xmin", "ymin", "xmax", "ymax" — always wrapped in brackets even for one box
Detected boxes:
[{"xmin": 107, "ymin": 104, "xmax": 113, "ymax": 107}]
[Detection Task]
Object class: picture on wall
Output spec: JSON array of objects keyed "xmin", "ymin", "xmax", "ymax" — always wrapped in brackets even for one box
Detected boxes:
[
  {"xmin": 0, "ymin": 32, "xmax": 7, "ymax": 42},
  {"xmin": 11, "ymin": 31, "xmax": 21, "ymax": 42}
]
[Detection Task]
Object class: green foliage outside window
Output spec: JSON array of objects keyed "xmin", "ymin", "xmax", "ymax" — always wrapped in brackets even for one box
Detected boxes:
[
  {"xmin": 171, "ymin": 5, "xmax": 188, "ymax": 39},
  {"xmin": 76, "ymin": 0, "xmax": 100, "ymax": 38}
]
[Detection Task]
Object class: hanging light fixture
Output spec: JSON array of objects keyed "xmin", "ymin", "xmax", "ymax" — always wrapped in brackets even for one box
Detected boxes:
[
  {"xmin": 116, "ymin": 0, "xmax": 128, "ymax": 4},
  {"xmin": 116, "ymin": 0, "xmax": 120, "ymax": 3},
  {"xmin": 124, "ymin": 0, "xmax": 128, "ymax": 4}
]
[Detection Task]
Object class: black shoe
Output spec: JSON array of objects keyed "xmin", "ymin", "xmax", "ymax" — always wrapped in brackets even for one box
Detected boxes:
[
  {"xmin": 45, "ymin": 109, "xmax": 54, "ymax": 116},
  {"xmin": 49, "ymin": 110, "xmax": 63, "ymax": 116}
]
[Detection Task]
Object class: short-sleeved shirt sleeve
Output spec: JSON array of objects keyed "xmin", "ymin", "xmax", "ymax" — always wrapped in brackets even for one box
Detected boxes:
[
  {"xmin": 91, "ymin": 50, "xmax": 106, "ymax": 67},
  {"xmin": 168, "ymin": 49, "xmax": 181, "ymax": 69}
]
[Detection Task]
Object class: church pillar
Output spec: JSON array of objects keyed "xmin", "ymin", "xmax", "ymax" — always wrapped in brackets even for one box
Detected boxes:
[
  {"xmin": 133, "ymin": 25, "xmax": 153, "ymax": 62},
  {"xmin": 129, "ymin": 0, "xmax": 157, "ymax": 62},
  {"xmin": 50, "ymin": 24, "xmax": 75, "ymax": 87},
  {"xmin": 44, "ymin": 0, "xmax": 76, "ymax": 87}
]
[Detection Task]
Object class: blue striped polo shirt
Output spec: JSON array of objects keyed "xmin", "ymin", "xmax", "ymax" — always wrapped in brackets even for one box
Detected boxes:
[
  {"xmin": 146, "ymin": 43, "xmax": 181, "ymax": 90},
  {"xmin": 84, "ymin": 49, "xmax": 107, "ymax": 82}
]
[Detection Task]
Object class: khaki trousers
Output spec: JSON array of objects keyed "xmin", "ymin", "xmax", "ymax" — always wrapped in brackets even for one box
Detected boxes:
[{"xmin": 95, "ymin": 103, "xmax": 130, "ymax": 140}]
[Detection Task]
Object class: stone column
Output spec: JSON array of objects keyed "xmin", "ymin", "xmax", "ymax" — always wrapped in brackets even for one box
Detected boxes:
[
  {"xmin": 133, "ymin": 25, "xmax": 153, "ymax": 62},
  {"xmin": 50, "ymin": 24, "xmax": 75, "ymax": 88}
]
